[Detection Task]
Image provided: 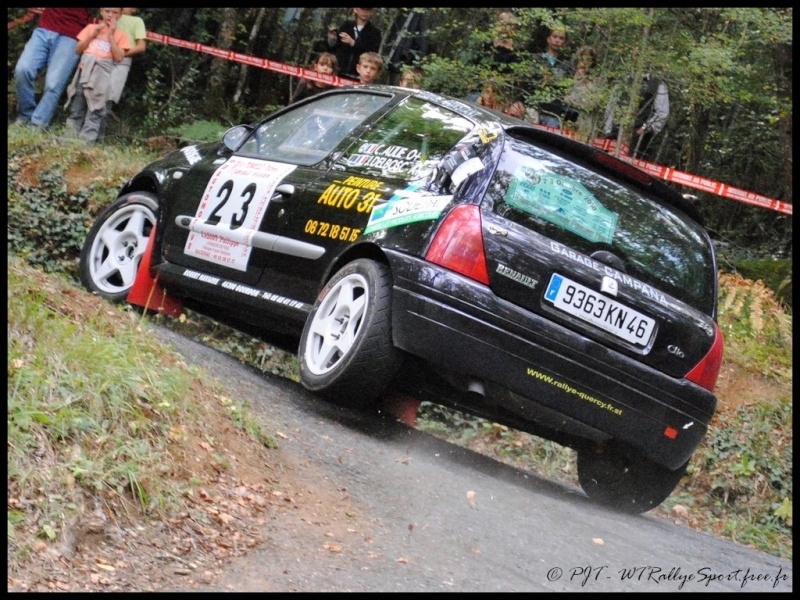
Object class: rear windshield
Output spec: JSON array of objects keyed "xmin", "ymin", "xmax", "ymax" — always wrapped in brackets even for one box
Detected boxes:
[{"xmin": 486, "ymin": 136, "xmax": 716, "ymax": 314}]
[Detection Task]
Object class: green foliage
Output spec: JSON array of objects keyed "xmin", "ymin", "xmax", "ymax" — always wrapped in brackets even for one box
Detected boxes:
[
  {"xmin": 7, "ymin": 167, "xmax": 90, "ymax": 275},
  {"xmin": 167, "ymin": 119, "xmax": 230, "ymax": 143},
  {"xmin": 717, "ymin": 272, "xmax": 793, "ymax": 380},
  {"xmin": 8, "ymin": 258, "xmax": 193, "ymax": 551},
  {"xmin": 7, "ymin": 256, "xmax": 280, "ymax": 562},
  {"xmin": 684, "ymin": 400, "xmax": 792, "ymax": 557},
  {"xmin": 734, "ymin": 259, "xmax": 792, "ymax": 309},
  {"xmin": 7, "ymin": 126, "xmax": 155, "ymax": 276}
]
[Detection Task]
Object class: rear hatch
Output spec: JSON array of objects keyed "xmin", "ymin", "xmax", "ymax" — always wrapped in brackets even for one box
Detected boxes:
[{"xmin": 479, "ymin": 131, "xmax": 718, "ymax": 379}]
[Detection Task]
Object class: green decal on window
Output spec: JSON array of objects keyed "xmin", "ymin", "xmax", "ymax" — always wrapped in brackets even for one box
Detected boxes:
[{"xmin": 505, "ymin": 168, "xmax": 618, "ymax": 243}]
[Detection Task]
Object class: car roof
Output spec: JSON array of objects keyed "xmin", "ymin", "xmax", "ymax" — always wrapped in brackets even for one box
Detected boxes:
[{"xmin": 305, "ymin": 85, "xmax": 705, "ymax": 225}]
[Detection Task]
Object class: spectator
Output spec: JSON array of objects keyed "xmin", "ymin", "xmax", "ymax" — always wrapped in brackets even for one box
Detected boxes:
[
  {"xmin": 533, "ymin": 26, "xmax": 574, "ymax": 128},
  {"xmin": 384, "ymin": 9, "xmax": 429, "ymax": 80},
  {"xmin": 603, "ymin": 72, "xmax": 670, "ymax": 160},
  {"xmin": 398, "ymin": 66, "xmax": 423, "ymax": 89},
  {"xmin": 291, "ymin": 52, "xmax": 339, "ymax": 103},
  {"xmin": 100, "ymin": 7, "xmax": 147, "ymax": 140},
  {"xmin": 13, "ymin": 8, "xmax": 93, "ymax": 129},
  {"xmin": 560, "ymin": 46, "xmax": 604, "ymax": 139},
  {"xmin": 318, "ymin": 8, "xmax": 382, "ymax": 81},
  {"xmin": 64, "ymin": 8, "xmax": 131, "ymax": 143},
  {"xmin": 354, "ymin": 51, "xmax": 383, "ymax": 85},
  {"xmin": 469, "ymin": 11, "xmax": 527, "ymax": 119}
]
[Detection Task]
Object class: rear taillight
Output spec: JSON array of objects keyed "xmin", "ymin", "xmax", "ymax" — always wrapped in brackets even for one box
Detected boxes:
[
  {"xmin": 425, "ymin": 204, "xmax": 489, "ymax": 285},
  {"xmin": 685, "ymin": 322, "xmax": 724, "ymax": 391}
]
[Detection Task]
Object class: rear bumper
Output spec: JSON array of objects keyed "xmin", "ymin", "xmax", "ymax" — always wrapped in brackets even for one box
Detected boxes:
[{"xmin": 386, "ymin": 250, "xmax": 717, "ymax": 470}]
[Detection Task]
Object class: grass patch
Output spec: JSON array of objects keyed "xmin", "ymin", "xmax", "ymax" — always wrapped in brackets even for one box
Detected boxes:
[{"xmin": 7, "ymin": 256, "xmax": 277, "ymax": 568}]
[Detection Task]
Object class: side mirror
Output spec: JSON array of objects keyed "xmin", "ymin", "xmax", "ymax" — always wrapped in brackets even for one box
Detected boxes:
[{"xmin": 222, "ymin": 125, "xmax": 250, "ymax": 151}]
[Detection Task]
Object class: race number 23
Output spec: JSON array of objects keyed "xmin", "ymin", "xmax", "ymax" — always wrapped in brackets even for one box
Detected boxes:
[{"xmin": 205, "ymin": 180, "xmax": 257, "ymax": 229}]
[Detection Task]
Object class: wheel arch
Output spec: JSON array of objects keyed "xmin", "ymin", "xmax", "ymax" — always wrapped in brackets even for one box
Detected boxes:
[
  {"xmin": 118, "ymin": 171, "xmax": 161, "ymax": 200},
  {"xmin": 322, "ymin": 242, "xmax": 391, "ymax": 288}
]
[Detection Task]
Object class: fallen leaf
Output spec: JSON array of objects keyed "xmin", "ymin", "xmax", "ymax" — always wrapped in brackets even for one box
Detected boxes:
[
  {"xmin": 276, "ymin": 431, "xmax": 289, "ymax": 439},
  {"xmin": 216, "ymin": 512, "xmax": 234, "ymax": 525},
  {"xmin": 592, "ymin": 537, "xmax": 604, "ymax": 545},
  {"xmin": 396, "ymin": 557, "xmax": 408, "ymax": 564},
  {"xmin": 323, "ymin": 542, "xmax": 342, "ymax": 552},
  {"xmin": 672, "ymin": 504, "xmax": 689, "ymax": 518},
  {"xmin": 466, "ymin": 490, "xmax": 477, "ymax": 508}
]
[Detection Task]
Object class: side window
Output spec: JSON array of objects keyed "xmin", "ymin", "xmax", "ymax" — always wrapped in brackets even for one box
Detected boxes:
[
  {"xmin": 238, "ymin": 93, "xmax": 391, "ymax": 165},
  {"xmin": 337, "ymin": 97, "xmax": 473, "ymax": 183}
]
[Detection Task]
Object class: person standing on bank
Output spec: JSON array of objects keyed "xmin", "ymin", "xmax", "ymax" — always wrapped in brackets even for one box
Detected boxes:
[
  {"xmin": 108, "ymin": 7, "xmax": 146, "ymax": 104},
  {"xmin": 64, "ymin": 8, "xmax": 131, "ymax": 143},
  {"xmin": 99, "ymin": 7, "xmax": 147, "ymax": 140},
  {"xmin": 320, "ymin": 8, "xmax": 382, "ymax": 81},
  {"xmin": 13, "ymin": 8, "xmax": 93, "ymax": 129},
  {"xmin": 533, "ymin": 26, "xmax": 574, "ymax": 128},
  {"xmin": 604, "ymin": 72, "xmax": 670, "ymax": 160}
]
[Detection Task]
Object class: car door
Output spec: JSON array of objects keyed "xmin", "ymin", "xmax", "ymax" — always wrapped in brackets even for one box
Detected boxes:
[
  {"xmin": 257, "ymin": 95, "xmax": 476, "ymax": 302},
  {"xmin": 159, "ymin": 92, "xmax": 395, "ymax": 291}
]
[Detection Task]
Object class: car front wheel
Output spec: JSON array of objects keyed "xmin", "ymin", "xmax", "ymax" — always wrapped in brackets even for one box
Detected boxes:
[
  {"xmin": 577, "ymin": 442, "xmax": 689, "ymax": 514},
  {"xmin": 299, "ymin": 258, "xmax": 402, "ymax": 409},
  {"xmin": 79, "ymin": 193, "xmax": 158, "ymax": 302}
]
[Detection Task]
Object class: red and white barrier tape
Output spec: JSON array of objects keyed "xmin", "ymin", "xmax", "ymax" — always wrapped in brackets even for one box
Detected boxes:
[
  {"xmin": 146, "ymin": 31, "xmax": 359, "ymax": 87},
  {"xmin": 10, "ymin": 9, "xmax": 791, "ymax": 215}
]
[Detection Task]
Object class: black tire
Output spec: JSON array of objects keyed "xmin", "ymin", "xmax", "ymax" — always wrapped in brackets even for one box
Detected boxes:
[
  {"xmin": 298, "ymin": 259, "xmax": 403, "ymax": 409},
  {"xmin": 577, "ymin": 442, "xmax": 689, "ymax": 514},
  {"xmin": 79, "ymin": 193, "xmax": 158, "ymax": 302}
]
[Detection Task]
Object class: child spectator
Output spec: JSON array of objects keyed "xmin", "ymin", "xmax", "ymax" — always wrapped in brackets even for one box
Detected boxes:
[
  {"xmin": 292, "ymin": 52, "xmax": 339, "ymax": 103},
  {"xmin": 64, "ymin": 8, "xmax": 131, "ymax": 143},
  {"xmin": 319, "ymin": 8, "xmax": 382, "ymax": 81},
  {"xmin": 355, "ymin": 51, "xmax": 383, "ymax": 85},
  {"xmin": 13, "ymin": 8, "xmax": 93, "ymax": 129},
  {"xmin": 108, "ymin": 7, "xmax": 146, "ymax": 104},
  {"xmin": 398, "ymin": 66, "xmax": 423, "ymax": 89},
  {"xmin": 100, "ymin": 7, "xmax": 147, "ymax": 140}
]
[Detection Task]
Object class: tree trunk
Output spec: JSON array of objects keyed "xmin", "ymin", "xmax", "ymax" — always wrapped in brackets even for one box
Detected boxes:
[
  {"xmin": 233, "ymin": 8, "xmax": 267, "ymax": 105},
  {"xmin": 207, "ymin": 8, "xmax": 240, "ymax": 117}
]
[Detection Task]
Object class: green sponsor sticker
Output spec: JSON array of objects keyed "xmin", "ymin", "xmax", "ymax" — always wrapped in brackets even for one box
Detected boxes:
[{"xmin": 505, "ymin": 169, "xmax": 618, "ymax": 243}]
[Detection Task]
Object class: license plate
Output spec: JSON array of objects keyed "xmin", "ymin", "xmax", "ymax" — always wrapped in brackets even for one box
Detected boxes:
[{"xmin": 544, "ymin": 274, "xmax": 656, "ymax": 346}]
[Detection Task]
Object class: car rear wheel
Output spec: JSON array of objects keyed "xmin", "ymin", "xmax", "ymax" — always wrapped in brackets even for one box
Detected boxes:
[
  {"xmin": 79, "ymin": 193, "xmax": 158, "ymax": 302},
  {"xmin": 299, "ymin": 259, "xmax": 402, "ymax": 409},
  {"xmin": 577, "ymin": 442, "xmax": 688, "ymax": 514}
]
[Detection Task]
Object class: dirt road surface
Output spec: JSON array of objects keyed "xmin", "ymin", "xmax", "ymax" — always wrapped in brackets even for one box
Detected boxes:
[{"xmin": 154, "ymin": 328, "xmax": 792, "ymax": 593}]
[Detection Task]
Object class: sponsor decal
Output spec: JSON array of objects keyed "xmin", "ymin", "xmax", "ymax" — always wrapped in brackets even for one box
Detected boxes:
[
  {"xmin": 363, "ymin": 184, "xmax": 452, "ymax": 234},
  {"xmin": 548, "ymin": 241, "xmax": 668, "ymax": 306},
  {"xmin": 183, "ymin": 157, "xmax": 296, "ymax": 271},
  {"xmin": 182, "ymin": 269, "xmax": 308, "ymax": 310},
  {"xmin": 506, "ymin": 168, "xmax": 618, "ymax": 244}
]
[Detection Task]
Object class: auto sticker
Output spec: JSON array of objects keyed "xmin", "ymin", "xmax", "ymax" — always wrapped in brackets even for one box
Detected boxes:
[
  {"xmin": 505, "ymin": 168, "xmax": 618, "ymax": 244},
  {"xmin": 450, "ymin": 156, "xmax": 484, "ymax": 188},
  {"xmin": 316, "ymin": 175, "xmax": 390, "ymax": 214},
  {"xmin": 363, "ymin": 183, "xmax": 453, "ymax": 234},
  {"xmin": 346, "ymin": 142, "xmax": 424, "ymax": 176},
  {"xmin": 180, "ymin": 145, "xmax": 203, "ymax": 166},
  {"xmin": 183, "ymin": 156, "xmax": 296, "ymax": 271}
]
